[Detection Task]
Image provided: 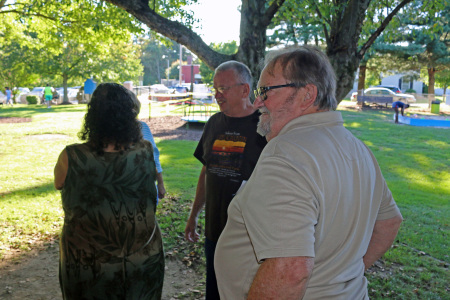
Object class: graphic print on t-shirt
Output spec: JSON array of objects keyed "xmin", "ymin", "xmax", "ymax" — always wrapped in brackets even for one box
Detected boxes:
[{"xmin": 209, "ymin": 131, "xmax": 247, "ymax": 180}]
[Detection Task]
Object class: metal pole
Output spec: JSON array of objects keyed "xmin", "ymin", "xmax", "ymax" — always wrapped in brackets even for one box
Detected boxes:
[
  {"xmin": 167, "ymin": 59, "xmax": 170, "ymax": 81},
  {"xmin": 179, "ymin": 44, "xmax": 183, "ymax": 85}
]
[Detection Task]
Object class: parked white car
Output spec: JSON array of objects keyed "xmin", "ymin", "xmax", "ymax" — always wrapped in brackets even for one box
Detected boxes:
[
  {"xmin": 29, "ymin": 87, "xmax": 45, "ymax": 101},
  {"xmin": 14, "ymin": 87, "xmax": 31, "ymax": 103},
  {"xmin": 351, "ymin": 87, "xmax": 416, "ymax": 103},
  {"xmin": 55, "ymin": 87, "xmax": 79, "ymax": 103},
  {"xmin": 0, "ymin": 91, "xmax": 6, "ymax": 103}
]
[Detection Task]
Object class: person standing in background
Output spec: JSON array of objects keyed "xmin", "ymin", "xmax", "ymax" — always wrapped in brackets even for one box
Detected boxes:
[
  {"xmin": 215, "ymin": 46, "xmax": 402, "ymax": 299},
  {"xmin": 54, "ymin": 83, "xmax": 165, "ymax": 299},
  {"xmin": 5, "ymin": 87, "xmax": 13, "ymax": 106},
  {"xmin": 44, "ymin": 84, "xmax": 54, "ymax": 108},
  {"xmin": 185, "ymin": 61, "xmax": 267, "ymax": 299}
]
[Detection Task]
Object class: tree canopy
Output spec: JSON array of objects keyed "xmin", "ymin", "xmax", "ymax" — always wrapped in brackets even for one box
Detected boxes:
[
  {"xmin": 2, "ymin": 0, "xmax": 447, "ymax": 103},
  {"xmin": 0, "ymin": 0, "xmax": 143, "ymax": 101},
  {"xmin": 363, "ymin": 1, "xmax": 450, "ymax": 94}
]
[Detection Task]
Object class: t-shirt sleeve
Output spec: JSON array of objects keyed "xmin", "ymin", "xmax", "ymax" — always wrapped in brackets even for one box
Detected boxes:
[
  {"xmin": 194, "ymin": 118, "xmax": 214, "ymax": 165},
  {"xmin": 376, "ymin": 179, "xmax": 401, "ymax": 220},
  {"xmin": 140, "ymin": 121, "xmax": 162, "ymax": 173},
  {"xmin": 241, "ymin": 156, "xmax": 318, "ymax": 262},
  {"xmin": 193, "ymin": 135, "xmax": 206, "ymax": 165},
  {"xmin": 365, "ymin": 144, "xmax": 401, "ymax": 221}
]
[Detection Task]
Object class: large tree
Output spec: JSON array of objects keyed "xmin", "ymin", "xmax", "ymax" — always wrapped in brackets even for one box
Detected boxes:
[
  {"xmin": 0, "ymin": 14, "xmax": 40, "ymax": 93},
  {"xmin": 1, "ymin": 0, "xmax": 144, "ymax": 102},
  {"xmin": 104, "ymin": 0, "xmax": 422, "ymax": 103}
]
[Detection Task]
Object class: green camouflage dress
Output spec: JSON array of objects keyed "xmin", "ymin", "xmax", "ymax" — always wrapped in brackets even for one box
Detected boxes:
[{"xmin": 59, "ymin": 141, "xmax": 164, "ymax": 299}]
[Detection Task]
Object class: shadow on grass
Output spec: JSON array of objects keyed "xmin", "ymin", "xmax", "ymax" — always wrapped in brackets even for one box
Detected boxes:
[
  {"xmin": 0, "ymin": 105, "xmax": 86, "ymax": 118},
  {"xmin": 0, "ymin": 182, "xmax": 56, "ymax": 199}
]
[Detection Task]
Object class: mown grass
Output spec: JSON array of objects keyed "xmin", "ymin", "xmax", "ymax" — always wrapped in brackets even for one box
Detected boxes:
[
  {"xmin": 0, "ymin": 102, "xmax": 448, "ymax": 299},
  {"xmin": 340, "ymin": 103, "xmax": 449, "ymax": 299}
]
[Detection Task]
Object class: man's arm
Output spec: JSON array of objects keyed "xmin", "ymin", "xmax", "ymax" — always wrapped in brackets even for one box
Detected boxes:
[
  {"xmin": 54, "ymin": 149, "xmax": 68, "ymax": 190},
  {"xmin": 363, "ymin": 214, "xmax": 403, "ymax": 270},
  {"xmin": 184, "ymin": 166, "xmax": 206, "ymax": 242},
  {"xmin": 248, "ymin": 256, "xmax": 314, "ymax": 300}
]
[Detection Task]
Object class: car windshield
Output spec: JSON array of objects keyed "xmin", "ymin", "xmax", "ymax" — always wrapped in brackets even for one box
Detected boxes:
[{"xmin": 32, "ymin": 87, "xmax": 44, "ymax": 92}]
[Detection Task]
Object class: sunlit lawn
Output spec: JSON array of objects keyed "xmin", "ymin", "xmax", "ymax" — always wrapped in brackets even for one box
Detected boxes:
[{"xmin": 0, "ymin": 101, "xmax": 448, "ymax": 299}]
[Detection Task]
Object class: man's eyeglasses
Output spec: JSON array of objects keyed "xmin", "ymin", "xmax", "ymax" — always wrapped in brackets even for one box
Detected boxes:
[
  {"xmin": 212, "ymin": 83, "xmax": 245, "ymax": 94},
  {"xmin": 253, "ymin": 83, "xmax": 299, "ymax": 103}
]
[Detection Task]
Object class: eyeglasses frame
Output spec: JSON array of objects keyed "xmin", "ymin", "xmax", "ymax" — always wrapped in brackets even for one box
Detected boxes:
[{"xmin": 253, "ymin": 83, "xmax": 301, "ymax": 103}]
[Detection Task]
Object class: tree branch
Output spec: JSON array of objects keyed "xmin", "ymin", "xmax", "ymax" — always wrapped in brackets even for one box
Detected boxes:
[
  {"xmin": 359, "ymin": 0, "xmax": 414, "ymax": 57},
  {"xmin": 104, "ymin": 0, "xmax": 230, "ymax": 69},
  {"xmin": 262, "ymin": 0, "xmax": 287, "ymax": 27},
  {"xmin": 307, "ymin": 0, "xmax": 330, "ymax": 43},
  {"xmin": 0, "ymin": 9, "xmax": 75, "ymax": 23}
]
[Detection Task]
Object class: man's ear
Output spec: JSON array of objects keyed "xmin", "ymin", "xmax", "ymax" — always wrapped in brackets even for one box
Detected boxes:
[
  {"xmin": 242, "ymin": 83, "xmax": 251, "ymax": 98},
  {"xmin": 300, "ymin": 84, "xmax": 317, "ymax": 108}
]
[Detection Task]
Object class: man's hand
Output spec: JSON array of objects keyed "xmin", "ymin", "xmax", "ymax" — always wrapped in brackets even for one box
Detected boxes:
[
  {"xmin": 157, "ymin": 183, "xmax": 166, "ymax": 199},
  {"xmin": 185, "ymin": 217, "xmax": 200, "ymax": 242},
  {"xmin": 155, "ymin": 171, "xmax": 166, "ymax": 199},
  {"xmin": 184, "ymin": 166, "xmax": 206, "ymax": 243}
]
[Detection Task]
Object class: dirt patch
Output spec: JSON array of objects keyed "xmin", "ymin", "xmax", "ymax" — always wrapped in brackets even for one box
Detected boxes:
[
  {"xmin": 0, "ymin": 117, "xmax": 32, "ymax": 124},
  {"xmin": 143, "ymin": 116, "xmax": 204, "ymax": 141},
  {"xmin": 0, "ymin": 243, "xmax": 204, "ymax": 300}
]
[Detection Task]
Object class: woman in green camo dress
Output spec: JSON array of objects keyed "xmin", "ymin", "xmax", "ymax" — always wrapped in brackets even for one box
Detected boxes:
[{"xmin": 54, "ymin": 83, "xmax": 164, "ymax": 299}]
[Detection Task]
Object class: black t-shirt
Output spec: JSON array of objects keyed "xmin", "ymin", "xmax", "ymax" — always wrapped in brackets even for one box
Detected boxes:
[{"xmin": 194, "ymin": 111, "xmax": 267, "ymax": 242}]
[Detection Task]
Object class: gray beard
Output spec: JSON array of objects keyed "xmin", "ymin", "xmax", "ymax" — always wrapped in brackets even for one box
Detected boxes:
[{"xmin": 257, "ymin": 115, "xmax": 271, "ymax": 137}]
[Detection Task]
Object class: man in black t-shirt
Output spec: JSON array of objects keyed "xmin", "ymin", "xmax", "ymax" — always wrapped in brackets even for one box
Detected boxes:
[{"xmin": 185, "ymin": 61, "xmax": 267, "ymax": 299}]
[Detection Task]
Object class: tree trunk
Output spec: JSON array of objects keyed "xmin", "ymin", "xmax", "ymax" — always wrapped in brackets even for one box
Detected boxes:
[
  {"xmin": 428, "ymin": 67, "xmax": 436, "ymax": 95},
  {"xmin": 61, "ymin": 73, "xmax": 70, "ymax": 104},
  {"xmin": 326, "ymin": 0, "xmax": 371, "ymax": 102},
  {"xmin": 358, "ymin": 64, "xmax": 366, "ymax": 92},
  {"xmin": 329, "ymin": 53, "xmax": 361, "ymax": 101},
  {"xmin": 234, "ymin": 0, "xmax": 269, "ymax": 86},
  {"xmin": 427, "ymin": 67, "xmax": 436, "ymax": 107}
]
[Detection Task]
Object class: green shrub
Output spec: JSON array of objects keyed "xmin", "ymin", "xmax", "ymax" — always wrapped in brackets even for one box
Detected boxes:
[
  {"xmin": 26, "ymin": 95, "xmax": 38, "ymax": 104},
  {"xmin": 405, "ymin": 88, "xmax": 416, "ymax": 93}
]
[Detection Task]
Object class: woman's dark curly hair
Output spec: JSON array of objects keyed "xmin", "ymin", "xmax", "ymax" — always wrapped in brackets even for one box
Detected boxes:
[{"xmin": 78, "ymin": 83, "xmax": 142, "ymax": 154}]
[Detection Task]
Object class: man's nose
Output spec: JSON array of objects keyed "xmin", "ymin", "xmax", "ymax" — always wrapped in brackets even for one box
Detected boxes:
[
  {"xmin": 253, "ymin": 95, "xmax": 264, "ymax": 109},
  {"xmin": 215, "ymin": 90, "xmax": 223, "ymax": 98}
]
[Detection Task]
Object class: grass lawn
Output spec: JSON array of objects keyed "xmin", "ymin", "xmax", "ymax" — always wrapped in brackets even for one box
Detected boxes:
[{"xmin": 0, "ymin": 101, "xmax": 448, "ymax": 299}]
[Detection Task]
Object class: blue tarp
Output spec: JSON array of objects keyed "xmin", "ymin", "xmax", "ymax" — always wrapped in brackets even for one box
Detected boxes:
[{"xmin": 84, "ymin": 79, "xmax": 96, "ymax": 95}]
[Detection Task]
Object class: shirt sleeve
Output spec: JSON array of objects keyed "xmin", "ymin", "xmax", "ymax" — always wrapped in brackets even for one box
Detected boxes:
[
  {"xmin": 140, "ymin": 121, "xmax": 162, "ymax": 173},
  {"xmin": 376, "ymin": 179, "xmax": 401, "ymax": 220},
  {"xmin": 194, "ymin": 119, "xmax": 213, "ymax": 165},
  {"xmin": 365, "ymin": 144, "xmax": 401, "ymax": 221}
]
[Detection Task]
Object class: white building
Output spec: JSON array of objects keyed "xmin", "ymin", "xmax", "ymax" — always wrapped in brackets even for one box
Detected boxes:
[
  {"xmin": 380, "ymin": 74, "xmax": 423, "ymax": 93},
  {"xmin": 347, "ymin": 71, "xmax": 449, "ymax": 97}
]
